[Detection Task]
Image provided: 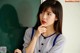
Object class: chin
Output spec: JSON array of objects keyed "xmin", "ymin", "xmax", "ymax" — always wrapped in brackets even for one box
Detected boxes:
[{"xmin": 41, "ymin": 23, "xmax": 46, "ymax": 25}]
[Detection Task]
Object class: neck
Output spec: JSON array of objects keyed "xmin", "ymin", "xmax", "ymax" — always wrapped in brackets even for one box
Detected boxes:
[{"xmin": 43, "ymin": 24, "xmax": 55, "ymax": 37}]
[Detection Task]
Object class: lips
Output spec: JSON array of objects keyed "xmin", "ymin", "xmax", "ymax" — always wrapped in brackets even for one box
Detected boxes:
[{"xmin": 42, "ymin": 20, "xmax": 46, "ymax": 24}]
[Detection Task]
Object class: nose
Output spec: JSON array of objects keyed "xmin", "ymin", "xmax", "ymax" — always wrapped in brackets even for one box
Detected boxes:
[{"xmin": 42, "ymin": 13, "xmax": 47, "ymax": 19}]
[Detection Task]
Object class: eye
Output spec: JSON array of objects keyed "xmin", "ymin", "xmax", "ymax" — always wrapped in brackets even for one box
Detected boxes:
[{"xmin": 47, "ymin": 13, "xmax": 52, "ymax": 16}]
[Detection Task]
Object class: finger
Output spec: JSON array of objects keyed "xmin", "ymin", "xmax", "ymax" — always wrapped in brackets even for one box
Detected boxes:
[
  {"xmin": 14, "ymin": 49, "xmax": 21, "ymax": 53},
  {"xmin": 14, "ymin": 50, "xmax": 18, "ymax": 53},
  {"xmin": 16, "ymin": 52, "xmax": 18, "ymax": 53},
  {"xmin": 41, "ymin": 28, "xmax": 47, "ymax": 33},
  {"xmin": 41, "ymin": 24, "xmax": 47, "ymax": 27}
]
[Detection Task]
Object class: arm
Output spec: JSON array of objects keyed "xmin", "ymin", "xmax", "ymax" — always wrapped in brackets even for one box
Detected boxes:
[
  {"xmin": 23, "ymin": 25, "xmax": 47, "ymax": 53},
  {"xmin": 25, "ymin": 31, "xmax": 40, "ymax": 53}
]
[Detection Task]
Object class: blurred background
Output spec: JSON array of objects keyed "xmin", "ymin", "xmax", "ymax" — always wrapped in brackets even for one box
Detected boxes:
[{"xmin": 0, "ymin": 0, "xmax": 80, "ymax": 53}]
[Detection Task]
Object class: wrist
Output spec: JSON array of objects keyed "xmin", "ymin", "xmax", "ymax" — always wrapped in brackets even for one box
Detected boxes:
[{"xmin": 34, "ymin": 34, "xmax": 40, "ymax": 39}]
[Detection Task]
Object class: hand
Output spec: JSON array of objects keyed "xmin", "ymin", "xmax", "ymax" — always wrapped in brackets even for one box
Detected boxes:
[
  {"xmin": 14, "ymin": 49, "xmax": 22, "ymax": 53},
  {"xmin": 35, "ymin": 24, "xmax": 47, "ymax": 37},
  {"xmin": 38, "ymin": 24, "xmax": 47, "ymax": 34}
]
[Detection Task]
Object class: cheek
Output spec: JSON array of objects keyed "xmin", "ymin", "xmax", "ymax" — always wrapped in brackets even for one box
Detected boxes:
[
  {"xmin": 47, "ymin": 17, "xmax": 55, "ymax": 25},
  {"xmin": 39, "ymin": 14, "xmax": 42, "ymax": 22},
  {"xmin": 49, "ymin": 19, "xmax": 55, "ymax": 24}
]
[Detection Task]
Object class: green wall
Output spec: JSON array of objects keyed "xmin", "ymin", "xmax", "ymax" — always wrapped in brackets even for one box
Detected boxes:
[
  {"xmin": 0, "ymin": 0, "xmax": 41, "ymax": 27},
  {"xmin": 0, "ymin": 0, "xmax": 40, "ymax": 53}
]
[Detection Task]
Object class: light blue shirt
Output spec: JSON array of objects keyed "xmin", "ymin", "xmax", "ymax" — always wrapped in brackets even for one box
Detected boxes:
[{"xmin": 23, "ymin": 28, "xmax": 65, "ymax": 53}]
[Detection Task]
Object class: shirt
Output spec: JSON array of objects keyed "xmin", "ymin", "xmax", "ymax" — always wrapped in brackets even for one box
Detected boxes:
[{"xmin": 23, "ymin": 28, "xmax": 65, "ymax": 53}]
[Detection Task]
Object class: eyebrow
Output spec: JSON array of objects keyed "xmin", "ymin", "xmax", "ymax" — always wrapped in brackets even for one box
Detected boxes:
[
  {"xmin": 41, "ymin": 9, "xmax": 53, "ymax": 13},
  {"xmin": 46, "ymin": 10, "xmax": 52, "ymax": 13}
]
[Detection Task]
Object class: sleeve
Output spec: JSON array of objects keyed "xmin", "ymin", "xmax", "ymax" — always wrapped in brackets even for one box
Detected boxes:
[
  {"xmin": 47, "ymin": 34, "xmax": 65, "ymax": 53},
  {"xmin": 22, "ymin": 28, "xmax": 32, "ymax": 53}
]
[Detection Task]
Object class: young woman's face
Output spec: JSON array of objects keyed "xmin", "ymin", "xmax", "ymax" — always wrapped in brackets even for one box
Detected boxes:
[{"xmin": 39, "ymin": 7, "xmax": 57, "ymax": 26}]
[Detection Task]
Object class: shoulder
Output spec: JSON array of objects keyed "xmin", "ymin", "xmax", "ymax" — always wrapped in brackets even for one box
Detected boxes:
[
  {"xmin": 25, "ymin": 27, "xmax": 33, "ymax": 32},
  {"xmin": 58, "ymin": 34, "xmax": 65, "ymax": 39},
  {"xmin": 25, "ymin": 28, "xmax": 32, "ymax": 33},
  {"xmin": 24, "ymin": 27, "xmax": 33, "ymax": 37},
  {"xmin": 56, "ymin": 34, "xmax": 65, "ymax": 43}
]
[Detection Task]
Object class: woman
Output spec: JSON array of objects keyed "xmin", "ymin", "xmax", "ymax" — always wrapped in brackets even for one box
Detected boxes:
[{"xmin": 14, "ymin": 0, "xmax": 65, "ymax": 53}]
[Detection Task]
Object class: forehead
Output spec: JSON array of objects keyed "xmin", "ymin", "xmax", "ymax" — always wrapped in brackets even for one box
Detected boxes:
[{"xmin": 42, "ymin": 7, "xmax": 53, "ymax": 13}]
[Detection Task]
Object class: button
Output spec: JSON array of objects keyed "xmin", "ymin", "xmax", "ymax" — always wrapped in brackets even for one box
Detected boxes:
[
  {"xmin": 41, "ymin": 43, "xmax": 44, "ymax": 45},
  {"xmin": 38, "ymin": 50, "xmax": 41, "ymax": 52},
  {"xmin": 44, "ymin": 37, "xmax": 46, "ymax": 39}
]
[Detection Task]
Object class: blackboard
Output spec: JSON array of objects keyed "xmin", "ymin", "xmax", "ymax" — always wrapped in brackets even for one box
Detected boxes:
[{"xmin": 0, "ymin": 4, "xmax": 27, "ymax": 53}]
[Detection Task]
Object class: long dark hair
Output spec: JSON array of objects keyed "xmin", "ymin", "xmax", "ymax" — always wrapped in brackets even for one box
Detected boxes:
[{"xmin": 34, "ymin": 0, "xmax": 63, "ymax": 34}]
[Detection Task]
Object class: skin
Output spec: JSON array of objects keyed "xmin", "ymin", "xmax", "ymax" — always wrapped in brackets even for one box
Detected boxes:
[{"xmin": 14, "ymin": 7, "xmax": 58, "ymax": 53}]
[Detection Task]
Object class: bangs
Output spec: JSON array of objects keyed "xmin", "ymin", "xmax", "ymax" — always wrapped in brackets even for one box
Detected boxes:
[{"xmin": 39, "ymin": 3, "xmax": 57, "ymax": 15}]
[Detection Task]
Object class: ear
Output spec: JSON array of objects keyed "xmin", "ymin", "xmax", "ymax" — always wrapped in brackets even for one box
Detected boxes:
[{"xmin": 55, "ymin": 17, "xmax": 58, "ymax": 21}]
